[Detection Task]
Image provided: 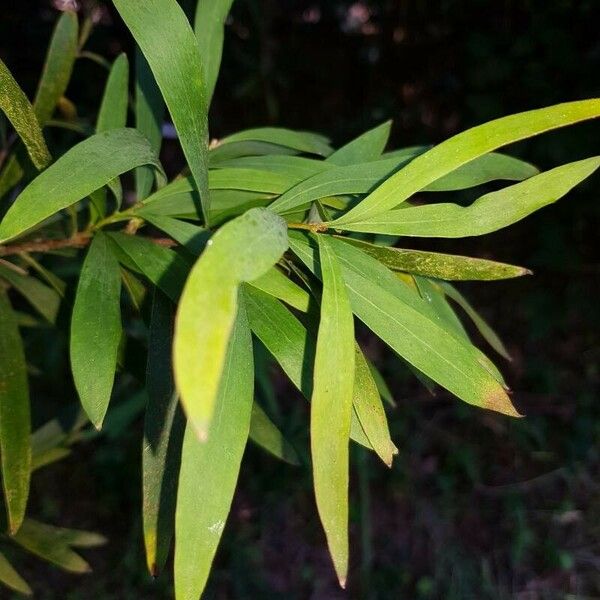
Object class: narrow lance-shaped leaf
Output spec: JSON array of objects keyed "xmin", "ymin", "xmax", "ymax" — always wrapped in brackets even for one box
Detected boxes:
[
  {"xmin": 143, "ymin": 290, "xmax": 185, "ymax": 576},
  {"xmin": 142, "ymin": 213, "xmax": 209, "ymax": 255},
  {"xmin": 135, "ymin": 47, "xmax": 165, "ymax": 200},
  {"xmin": 338, "ymin": 237, "xmax": 531, "ymax": 281},
  {"xmin": 326, "ymin": 120, "xmax": 391, "ymax": 166},
  {"xmin": 249, "ymin": 402, "xmax": 300, "ymax": 465},
  {"xmin": 335, "ymin": 99, "xmax": 600, "ymax": 224},
  {"xmin": 248, "ymin": 265, "xmax": 311, "ymax": 312},
  {"xmin": 194, "ymin": 0, "xmax": 235, "ymax": 106},
  {"xmin": 70, "ymin": 233, "xmax": 122, "ymax": 428},
  {"xmin": 337, "ymin": 157, "xmax": 600, "ymax": 237},
  {"xmin": 0, "ymin": 129, "xmax": 164, "ymax": 243},
  {"xmin": 0, "ymin": 288, "xmax": 31, "ymax": 534},
  {"xmin": 289, "ymin": 232, "xmax": 518, "ymax": 416},
  {"xmin": 114, "ymin": 0, "xmax": 211, "ymax": 224},
  {"xmin": 175, "ymin": 297, "xmax": 254, "ymax": 600},
  {"xmin": 0, "ymin": 58, "xmax": 51, "ymax": 169},
  {"xmin": 0, "ymin": 551, "xmax": 32, "ymax": 596},
  {"xmin": 174, "ymin": 207, "xmax": 287, "ymax": 439},
  {"xmin": 312, "ymin": 234, "xmax": 355, "ymax": 587}
]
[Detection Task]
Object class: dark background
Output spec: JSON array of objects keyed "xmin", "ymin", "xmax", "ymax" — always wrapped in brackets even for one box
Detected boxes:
[{"xmin": 1, "ymin": 1, "xmax": 600, "ymax": 598}]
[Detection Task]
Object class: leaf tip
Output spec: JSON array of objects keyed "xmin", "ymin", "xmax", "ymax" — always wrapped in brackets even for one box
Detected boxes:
[
  {"xmin": 338, "ymin": 576, "xmax": 347, "ymax": 589},
  {"xmin": 484, "ymin": 388, "xmax": 522, "ymax": 418}
]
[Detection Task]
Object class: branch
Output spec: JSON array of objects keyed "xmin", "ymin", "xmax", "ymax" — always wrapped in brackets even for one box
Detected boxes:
[{"xmin": 0, "ymin": 232, "xmax": 177, "ymax": 257}]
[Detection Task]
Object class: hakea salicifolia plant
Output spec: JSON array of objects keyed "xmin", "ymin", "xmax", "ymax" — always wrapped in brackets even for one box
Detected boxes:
[{"xmin": 0, "ymin": 0, "xmax": 599, "ymax": 597}]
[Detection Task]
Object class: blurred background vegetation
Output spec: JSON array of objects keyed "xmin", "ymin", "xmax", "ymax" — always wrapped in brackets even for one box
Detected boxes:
[{"xmin": 1, "ymin": 1, "xmax": 600, "ymax": 598}]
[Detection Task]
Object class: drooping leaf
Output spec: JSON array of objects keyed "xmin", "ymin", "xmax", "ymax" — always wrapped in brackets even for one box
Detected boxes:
[
  {"xmin": 289, "ymin": 232, "xmax": 517, "ymax": 416},
  {"xmin": 0, "ymin": 263, "xmax": 61, "ymax": 323},
  {"xmin": 0, "ymin": 551, "xmax": 32, "ymax": 596},
  {"xmin": 242, "ymin": 284, "xmax": 376, "ymax": 453},
  {"xmin": 440, "ymin": 282, "xmax": 511, "ymax": 360},
  {"xmin": 0, "ymin": 288, "xmax": 31, "ymax": 534},
  {"xmin": 311, "ymin": 234, "xmax": 355, "ymax": 587},
  {"xmin": 70, "ymin": 233, "xmax": 122, "ymax": 429},
  {"xmin": 174, "ymin": 208, "xmax": 287, "ymax": 439},
  {"xmin": 114, "ymin": 0, "xmax": 211, "ymax": 224},
  {"xmin": 268, "ymin": 153, "xmax": 422, "ymax": 215},
  {"xmin": 11, "ymin": 519, "xmax": 97, "ymax": 573},
  {"xmin": 216, "ymin": 127, "xmax": 333, "ymax": 157},
  {"xmin": 143, "ymin": 290, "xmax": 185, "ymax": 576},
  {"xmin": 0, "ymin": 58, "xmax": 51, "ymax": 169},
  {"xmin": 175, "ymin": 298, "xmax": 253, "ymax": 600},
  {"xmin": 336, "ymin": 157, "xmax": 600, "ymax": 236},
  {"xmin": 107, "ymin": 232, "xmax": 191, "ymax": 302},
  {"xmin": 249, "ymin": 402, "xmax": 300, "ymax": 465},
  {"xmin": 338, "ymin": 237, "xmax": 531, "ymax": 281},
  {"xmin": 335, "ymin": 99, "xmax": 600, "ymax": 224},
  {"xmin": 326, "ymin": 121, "xmax": 391, "ymax": 166},
  {"xmin": 0, "ymin": 129, "xmax": 164, "ymax": 243},
  {"xmin": 135, "ymin": 47, "xmax": 165, "ymax": 201},
  {"xmin": 194, "ymin": 0, "xmax": 235, "ymax": 105}
]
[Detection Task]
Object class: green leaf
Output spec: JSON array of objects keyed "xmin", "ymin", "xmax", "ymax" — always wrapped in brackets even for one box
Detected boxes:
[
  {"xmin": 0, "ymin": 551, "xmax": 32, "ymax": 596},
  {"xmin": 339, "ymin": 237, "xmax": 531, "ymax": 281},
  {"xmin": 142, "ymin": 214, "xmax": 209, "ymax": 255},
  {"xmin": 12, "ymin": 519, "xmax": 93, "ymax": 574},
  {"xmin": 335, "ymin": 99, "xmax": 600, "ymax": 224},
  {"xmin": 440, "ymin": 282, "xmax": 510, "ymax": 360},
  {"xmin": 326, "ymin": 121, "xmax": 391, "ymax": 166},
  {"xmin": 70, "ymin": 233, "xmax": 122, "ymax": 428},
  {"xmin": 33, "ymin": 11, "xmax": 79, "ymax": 126},
  {"xmin": 135, "ymin": 47, "xmax": 165, "ymax": 200},
  {"xmin": 217, "ymin": 127, "xmax": 333, "ymax": 157},
  {"xmin": 96, "ymin": 54, "xmax": 129, "ymax": 133},
  {"xmin": 209, "ymin": 167, "xmax": 298, "ymax": 193},
  {"xmin": 311, "ymin": 234, "xmax": 354, "ymax": 587},
  {"xmin": 242, "ymin": 284, "xmax": 375, "ymax": 453},
  {"xmin": 289, "ymin": 233, "xmax": 517, "ymax": 416},
  {"xmin": 269, "ymin": 153, "xmax": 423, "ymax": 215},
  {"xmin": 0, "ymin": 58, "xmax": 51, "ymax": 169},
  {"xmin": 352, "ymin": 347, "xmax": 397, "ymax": 466},
  {"xmin": 194, "ymin": 0, "xmax": 235, "ymax": 105},
  {"xmin": 249, "ymin": 402, "xmax": 300, "ymax": 465},
  {"xmin": 107, "ymin": 232, "xmax": 190, "ymax": 302},
  {"xmin": 174, "ymin": 208, "xmax": 288, "ymax": 439},
  {"xmin": 114, "ymin": 0, "xmax": 211, "ymax": 224},
  {"xmin": 175, "ymin": 298, "xmax": 253, "ymax": 600},
  {"xmin": 0, "ymin": 129, "xmax": 164, "ymax": 243},
  {"xmin": 0, "ymin": 263, "xmax": 60, "ymax": 323},
  {"xmin": 143, "ymin": 291, "xmax": 185, "ymax": 576},
  {"xmin": 423, "ymin": 152, "xmax": 539, "ymax": 191},
  {"xmin": 336, "ymin": 157, "xmax": 600, "ymax": 237},
  {"xmin": 214, "ymin": 154, "xmax": 331, "ymax": 179},
  {"xmin": 0, "ymin": 288, "xmax": 31, "ymax": 534},
  {"xmin": 209, "ymin": 140, "xmax": 300, "ymax": 163},
  {"xmin": 248, "ymin": 266, "xmax": 311, "ymax": 312}
]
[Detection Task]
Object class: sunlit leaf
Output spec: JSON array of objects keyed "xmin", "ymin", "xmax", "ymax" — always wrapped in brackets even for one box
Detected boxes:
[
  {"xmin": 114, "ymin": 0, "xmax": 211, "ymax": 224},
  {"xmin": 326, "ymin": 121, "xmax": 391, "ymax": 166},
  {"xmin": 335, "ymin": 99, "xmax": 600, "ymax": 224},
  {"xmin": 248, "ymin": 265, "xmax": 311, "ymax": 312},
  {"xmin": 174, "ymin": 208, "xmax": 287, "ymax": 439},
  {"xmin": 175, "ymin": 298, "xmax": 253, "ymax": 600},
  {"xmin": 336, "ymin": 157, "xmax": 600, "ymax": 236}
]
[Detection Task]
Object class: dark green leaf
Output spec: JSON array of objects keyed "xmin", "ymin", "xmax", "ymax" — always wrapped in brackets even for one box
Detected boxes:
[
  {"xmin": 0, "ymin": 551, "xmax": 32, "ymax": 596},
  {"xmin": 70, "ymin": 233, "xmax": 122, "ymax": 428},
  {"xmin": 249, "ymin": 402, "xmax": 300, "ymax": 465},
  {"xmin": 0, "ymin": 288, "xmax": 31, "ymax": 534},
  {"xmin": 326, "ymin": 121, "xmax": 391, "ymax": 166}
]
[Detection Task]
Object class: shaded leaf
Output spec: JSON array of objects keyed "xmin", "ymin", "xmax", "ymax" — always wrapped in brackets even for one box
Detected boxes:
[
  {"xmin": 70, "ymin": 233, "xmax": 122, "ymax": 428},
  {"xmin": 0, "ymin": 551, "xmax": 32, "ymax": 596},
  {"xmin": 248, "ymin": 266, "xmax": 311, "ymax": 312},
  {"xmin": 249, "ymin": 402, "xmax": 300, "ymax": 465},
  {"xmin": 0, "ymin": 129, "xmax": 164, "ymax": 243},
  {"xmin": 175, "ymin": 298, "xmax": 253, "ymax": 600},
  {"xmin": 326, "ymin": 121, "xmax": 391, "ymax": 166},
  {"xmin": 0, "ymin": 288, "xmax": 31, "ymax": 534},
  {"xmin": 142, "ymin": 214, "xmax": 209, "ymax": 255}
]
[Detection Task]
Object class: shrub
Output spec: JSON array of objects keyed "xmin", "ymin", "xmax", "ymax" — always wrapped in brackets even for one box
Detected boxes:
[{"xmin": 0, "ymin": 1, "xmax": 598, "ymax": 598}]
